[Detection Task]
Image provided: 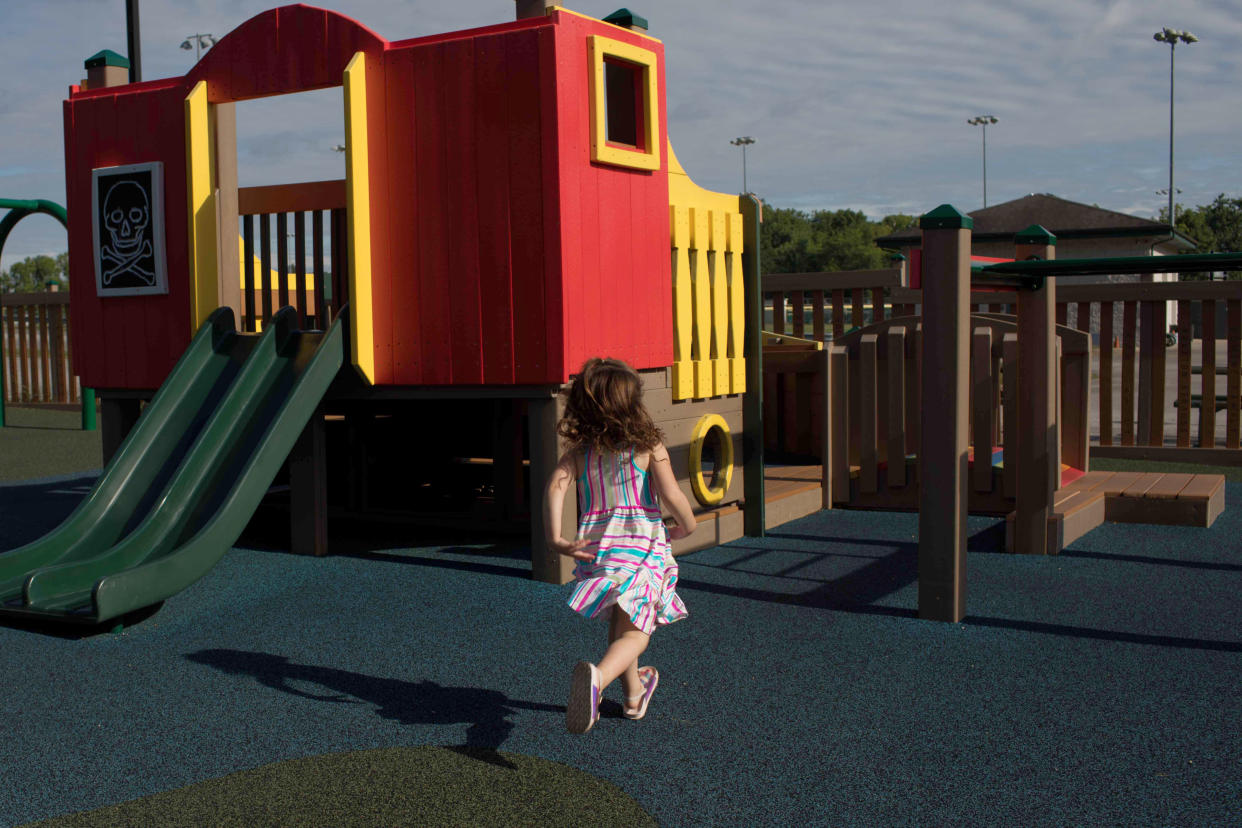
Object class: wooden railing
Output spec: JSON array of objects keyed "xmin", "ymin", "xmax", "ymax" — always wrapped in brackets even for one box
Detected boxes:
[
  {"xmin": 1, "ymin": 292, "xmax": 81, "ymax": 406},
  {"xmin": 766, "ymin": 269, "xmax": 1242, "ymax": 464},
  {"xmin": 238, "ymin": 179, "xmax": 348, "ymax": 332},
  {"xmin": 764, "ymin": 269, "xmax": 902, "ymax": 340},
  {"xmin": 763, "ymin": 268, "xmax": 1027, "ymax": 340},
  {"xmin": 1054, "ymin": 281, "xmax": 1242, "ymax": 460}
]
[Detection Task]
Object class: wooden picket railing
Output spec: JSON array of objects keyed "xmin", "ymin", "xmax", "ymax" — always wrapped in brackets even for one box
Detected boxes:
[
  {"xmin": 1, "ymin": 292, "xmax": 81, "ymax": 406},
  {"xmin": 765, "ymin": 269, "xmax": 1242, "ymax": 465},
  {"xmin": 238, "ymin": 179, "xmax": 348, "ymax": 332},
  {"xmin": 1055, "ymin": 281, "xmax": 1242, "ymax": 460}
]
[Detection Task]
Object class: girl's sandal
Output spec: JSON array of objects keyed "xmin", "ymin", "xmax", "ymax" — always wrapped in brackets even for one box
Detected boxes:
[
  {"xmin": 623, "ymin": 666, "xmax": 659, "ymax": 720},
  {"xmin": 566, "ymin": 661, "xmax": 601, "ymax": 734}
]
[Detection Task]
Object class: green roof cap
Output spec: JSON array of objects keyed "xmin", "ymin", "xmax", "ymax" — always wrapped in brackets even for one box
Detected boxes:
[
  {"xmin": 919, "ymin": 204, "xmax": 973, "ymax": 230},
  {"xmin": 85, "ymin": 49, "xmax": 130, "ymax": 70},
  {"xmin": 1014, "ymin": 224, "xmax": 1057, "ymax": 245},
  {"xmin": 603, "ymin": 8, "xmax": 648, "ymax": 29}
]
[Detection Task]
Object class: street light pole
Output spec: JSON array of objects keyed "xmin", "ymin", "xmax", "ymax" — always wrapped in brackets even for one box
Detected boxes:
[
  {"xmin": 967, "ymin": 115, "xmax": 997, "ymax": 208},
  {"xmin": 1153, "ymin": 27, "xmax": 1197, "ymax": 228},
  {"xmin": 730, "ymin": 136, "xmax": 755, "ymax": 195}
]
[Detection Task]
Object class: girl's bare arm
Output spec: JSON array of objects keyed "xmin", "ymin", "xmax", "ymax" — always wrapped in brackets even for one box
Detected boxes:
[
  {"xmin": 648, "ymin": 443, "xmax": 697, "ymax": 538},
  {"xmin": 543, "ymin": 452, "xmax": 592, "ymax": 560}
]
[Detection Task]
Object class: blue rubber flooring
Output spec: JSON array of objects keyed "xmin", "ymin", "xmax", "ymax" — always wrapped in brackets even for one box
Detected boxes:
[{"xmin": 1, "ymin": 472, "xmax": 1240, "ymax": 826}]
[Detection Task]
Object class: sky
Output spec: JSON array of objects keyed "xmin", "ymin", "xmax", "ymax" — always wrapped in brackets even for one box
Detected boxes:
[{"xmin": 2, "ymin": 0, "xmax": 1240, "ymax": 270}]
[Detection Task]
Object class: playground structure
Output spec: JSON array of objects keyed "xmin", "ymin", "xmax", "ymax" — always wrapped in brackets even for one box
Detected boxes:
[
  {"xmin": 1, "ymin": 2, "xmax": 1238, "ymax": 627},
  {"xmin": 0, "ymin": 2, "xmax": 778, "ymax": 625}
]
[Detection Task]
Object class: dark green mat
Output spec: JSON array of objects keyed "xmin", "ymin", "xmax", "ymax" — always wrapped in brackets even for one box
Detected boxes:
[{"xmin": 23, "ymin": 746, "xmax": 657, "ymax": 828}]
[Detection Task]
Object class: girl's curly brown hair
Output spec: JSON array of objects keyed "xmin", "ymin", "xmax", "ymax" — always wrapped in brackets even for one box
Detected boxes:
[{"xmin": 557, "ymin": 358, "xmax": 664, "ymax": 453}]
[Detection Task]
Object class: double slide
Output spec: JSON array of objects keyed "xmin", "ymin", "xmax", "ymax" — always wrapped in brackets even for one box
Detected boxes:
[{"xmin": 0, "ymin": 306, "xmax": 344, "ymax": 625}]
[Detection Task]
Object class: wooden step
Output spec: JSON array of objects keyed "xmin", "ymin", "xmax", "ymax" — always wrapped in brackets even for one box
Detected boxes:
[{"xmin": 1005, "ymin": 487, "xmax": 1106, "ymax": 555}]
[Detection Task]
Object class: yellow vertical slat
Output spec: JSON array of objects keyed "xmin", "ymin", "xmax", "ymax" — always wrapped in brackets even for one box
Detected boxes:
[
  {"xmin": 343, "ymin": 51, "xmax": 375, "ymax": 384},
  {"xmin": 690, "ymin": 207, "xmax": 712, "ymax": 398},
  {"xmin": 727, "ymin": 211, "xmax": 746, "ymax": 393},
  {"xmin": 184, "ymin": 80, "xmax": 217, "ymax": 330},
  {"xmin": 670, "ymin": 205, "xmax": 694, "ymax": 400},
  {"xmin": 709, "ymin": 209, "xmax": 728, "ymax": 396}
]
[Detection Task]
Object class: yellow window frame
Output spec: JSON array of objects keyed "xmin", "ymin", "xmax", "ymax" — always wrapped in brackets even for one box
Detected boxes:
[{"xmin": 587, "ymin": 35, "xmax": 660, "ymax": 171}]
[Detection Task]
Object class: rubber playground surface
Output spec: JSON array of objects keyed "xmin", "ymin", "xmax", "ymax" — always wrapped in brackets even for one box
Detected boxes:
[{"xmin": 1, "ymin": 449, "xmax": 1240, "ymax": 824}]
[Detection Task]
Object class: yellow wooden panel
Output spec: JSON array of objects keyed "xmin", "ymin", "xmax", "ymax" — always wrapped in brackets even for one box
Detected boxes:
[
  {"xmin": 184, "ymin": 81, "xmax": 217, "ymax": 330},
  {"xmin": 690, "ymin": 207, "xmax": 712, "ymax": 397},
  {"xmin": 709, "ymin": 209, "xmax": 728, "ymax": 395},
  {"xmin": 670, "ymin": 205, "xmax": 694, "ymax": 399},
  {"xmin": 343, "ymin": 51, "xmax": 375, "ymax": 384},
  {"xmin": 668, "ymin": 142, "xmax": 746, "ymax": 399},
  {"xmin": 727, "ymin": 212, "xmax": 746, "ymax": 393}
]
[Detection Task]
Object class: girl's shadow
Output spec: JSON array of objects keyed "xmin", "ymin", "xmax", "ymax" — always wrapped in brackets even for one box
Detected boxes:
[{"xmin": 186, "ymin": 648, "xmax": 561, "ymax": 767}]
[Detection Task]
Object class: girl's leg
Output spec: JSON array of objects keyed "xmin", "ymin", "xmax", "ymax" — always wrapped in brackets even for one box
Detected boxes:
[
  {"xmin": 598, "ymin": 607, "xmax": 648, "ymax": 698},
  {"xmin": 607, "ymin": 606, "xmax": 643, "ymax": 701}
]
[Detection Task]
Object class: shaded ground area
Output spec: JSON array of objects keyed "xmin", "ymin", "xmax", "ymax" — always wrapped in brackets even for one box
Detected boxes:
[
  {"xmin": 0, "ymin": 407, "xmax": 101, "ymax": 483},
  {"xmin": 1, "ymin": 464, "xmax": 1239, "ymax": 827}
]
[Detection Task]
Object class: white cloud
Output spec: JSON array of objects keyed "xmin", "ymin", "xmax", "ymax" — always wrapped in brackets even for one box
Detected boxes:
[{"xmin": 3, "ymin": 0, "xmax": 1241, "ymax": 267}]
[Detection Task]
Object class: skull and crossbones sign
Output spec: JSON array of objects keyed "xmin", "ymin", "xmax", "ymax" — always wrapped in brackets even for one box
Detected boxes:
[{"xmin": 100, "ymin": 181, "xmax": 156, "ymax": 285}]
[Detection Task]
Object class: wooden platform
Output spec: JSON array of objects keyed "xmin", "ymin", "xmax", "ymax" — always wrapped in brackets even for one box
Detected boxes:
[
  {"xmin": 1005, "ymin": 471, "xmax": 1225, "ymax": 554},
  {"xmin": 671, "ymin": 465, "xmax": 824, "ymax": 555}
]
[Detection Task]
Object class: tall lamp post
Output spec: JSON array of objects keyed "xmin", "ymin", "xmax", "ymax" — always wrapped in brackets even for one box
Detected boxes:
[
  {"xmin": 180, "ymin": 33, "xmax": 217, "ymax": 63},
  {"xmin": 1153, "ymin": 28, "xmax": 1197, "ymax": 229},
  {"xmin": 730, "ymin": 136, "xmax": 755, "ymax": 195},
  {"xmin": 967, "ymin": 115, "xmax": 997, "ymax": 208}
]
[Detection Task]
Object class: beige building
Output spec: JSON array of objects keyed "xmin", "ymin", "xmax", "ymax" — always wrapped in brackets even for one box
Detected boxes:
[{"xmin": 876, "ymin": 193, "xmax": 1198, "ymax": 334}]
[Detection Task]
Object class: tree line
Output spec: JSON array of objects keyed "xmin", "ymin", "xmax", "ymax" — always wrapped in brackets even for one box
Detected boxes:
[
  {"xmin": 1, "ymin": 253, "xmax": 68, "ymax": 293},
  {"xmin": 761, "ymin": 194, "xmax": 1242, "ymax": 278}
]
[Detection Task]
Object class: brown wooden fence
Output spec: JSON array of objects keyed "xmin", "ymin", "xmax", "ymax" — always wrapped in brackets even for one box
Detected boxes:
[
  {"xmin": 1, "ymin": 292, "xmax": 80, "ymax": 406},
  {"xmin": 764, "ymin": 271, "xmax": 1242, "ymax": 465},
  {"xmin": 238, "ymin": 179, "xmax": 349, "ymax": 332}
]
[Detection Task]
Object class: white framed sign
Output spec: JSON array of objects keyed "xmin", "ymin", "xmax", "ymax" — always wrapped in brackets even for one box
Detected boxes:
[{"xmin": 92, "ymin": 161, "xmax": 169, "ymax": 296}]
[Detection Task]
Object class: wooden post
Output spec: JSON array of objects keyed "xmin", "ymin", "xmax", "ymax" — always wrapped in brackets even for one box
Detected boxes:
[
  {"xmin": 289, "ymin": 407, "xmax": 328, "ymax": 556},
  {"xmin": 917, "ymin": 205, "xmax": 972, "ymax": 623},
  {"xmin": 528, "ymin": 393, "xmax": 575, "ymax": 584},
  {"xmin": 741, "ymin": 195, "xmax": 766, "ymax": 536},
  {"xmin": 1013, "ymin": 225, "xmax": 1057, "ymax": 556}
]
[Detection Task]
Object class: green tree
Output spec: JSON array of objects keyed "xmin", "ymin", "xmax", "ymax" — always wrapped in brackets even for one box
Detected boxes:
[
  {"xmin": 760, "ymin": 207, "xmax": 917, "ymax": 274},
  {"xmin": 1, "ymin": 253, "xmax": 68, "ymax": 292},
  {"xmin": 1161, "ymin": 195, "xmax": 1242, "ymax": 280}
]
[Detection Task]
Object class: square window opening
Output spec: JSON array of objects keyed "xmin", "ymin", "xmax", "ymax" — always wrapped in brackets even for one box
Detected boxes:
[{"xmin": 604, "ymin": 59, "xmax": 643, "ymax": 149}]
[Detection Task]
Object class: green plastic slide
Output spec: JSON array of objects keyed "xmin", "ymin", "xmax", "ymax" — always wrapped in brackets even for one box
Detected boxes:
[{"xmin": 0, "ymin": 306, "xmax": 344, "ymax": 624}]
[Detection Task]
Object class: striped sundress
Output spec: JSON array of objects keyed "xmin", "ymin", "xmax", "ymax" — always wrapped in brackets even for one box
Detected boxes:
[{"xmin": 566, "ymin": 446, "xmax": 688, "ymax": 634}]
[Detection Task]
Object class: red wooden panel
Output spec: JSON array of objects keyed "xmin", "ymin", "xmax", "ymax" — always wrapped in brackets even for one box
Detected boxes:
[
  {"xmin": 471, "ymin": 34, "xmax": 516, "ymax": 385},
  {"xmin": 536, "ymin": 28, "xmax": 566, "ymax": 382},
  {"xmin": 189, "ymin": 6, "xmax": 384, "ymax": 103},
  {"xmin": 275, "ymin": 6, "xmax": 330, "ymax": 94},
  {"xmin": 506, "ymin": 29, "xmax": 548, "ymax": 384},
  {"xmin": 383, "ymin": 48, "xmax": 423, "ymax": 384},
  {"xmin": 412, "ymin": 42, "xmax": 453, "ymax": 383},
  {"xmin": 64, "ymin": 97, "xmax": 105, "ymax": 387},
  {"xmin": 365, "ymin": 44, "xmax": 393, "ymax": 385},
  {"xmin": 550, "ymin": 28, "xmax": 586, "ymax": 379},
  {"xmin": 551, "ymin": 14, "xmax": 671, "ymax": 377},
  {"xmin": 443, "ymin": 37, "xmax": 484, "ymax": 384}
]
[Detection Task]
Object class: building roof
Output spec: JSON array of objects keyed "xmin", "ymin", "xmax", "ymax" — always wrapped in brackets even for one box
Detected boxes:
[{"xmin": 876, "ymin": 193, "xmax": 1197, "ymax": 250}]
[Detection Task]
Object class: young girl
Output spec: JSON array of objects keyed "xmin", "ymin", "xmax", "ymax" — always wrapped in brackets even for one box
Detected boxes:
[{"xmin": 544, "ymin": 358, "xmax": 697, "ymax": 735}]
